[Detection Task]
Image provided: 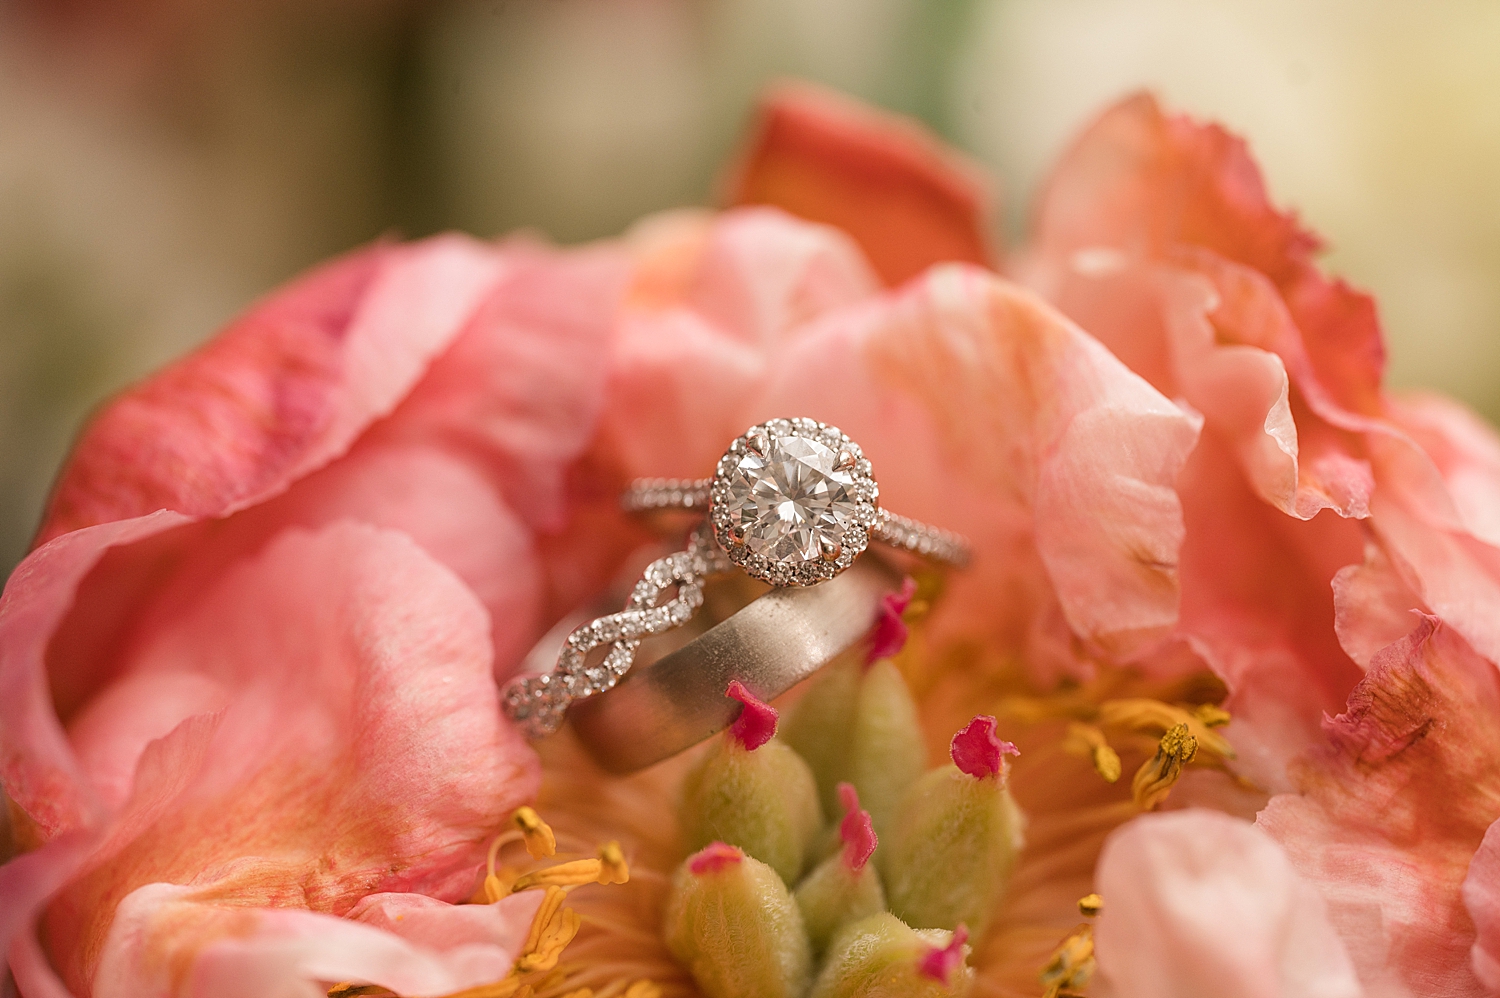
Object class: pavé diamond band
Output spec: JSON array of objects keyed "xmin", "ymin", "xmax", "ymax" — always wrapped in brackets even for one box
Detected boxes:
[{"xmin": 501, "ymin": 417, "xmax": 971, "ymax": 742}]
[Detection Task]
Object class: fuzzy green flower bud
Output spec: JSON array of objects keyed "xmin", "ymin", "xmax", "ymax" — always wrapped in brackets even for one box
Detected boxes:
[
  {"xmin": 781, "ymin": 655, "xmax": 926, "ymax": 841},
  {"xmin": 680, "ymin": 682, "xmax": 823, "ymax": 883},
  {"xmin": 794, "ymin": 783, "xmax": 886, "ymax": 954},
  {"xmin": 665, "ymin": 843, "xmax": 813, "ymax": 998},
  {"xmin": 808, "ymin": 912, "xmax": 974, "ymax": 998},
  {"xmin": 881, "ymin": 716, "xmax": 1024, "ymax": 933}
]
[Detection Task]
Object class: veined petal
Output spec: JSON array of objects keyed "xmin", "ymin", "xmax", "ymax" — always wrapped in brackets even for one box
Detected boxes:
[
  {"xmin": 1258, "ymin": 616, "xmax": 1500, "ymax": 997},
  {"xmin": 1093, "ymin": 809, "xmax": 1363, "ymax": 998},
  {"xmin": 39, "ymin": 522, "xmax": 538, "ymax": 995}
]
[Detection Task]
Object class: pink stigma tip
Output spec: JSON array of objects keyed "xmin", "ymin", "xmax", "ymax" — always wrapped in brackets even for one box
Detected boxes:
[
  {"xmin": 917, "ymin": 924, "xmax": 969, "ymax": 984},
  {"xmin": 835, "ymin": 782, "xmax": 877, "ymax": 871},
  {"xmin": 726, "ymin": 680, "xmax": 778, "ymax": 750},
  {"xmin": 689, "ymin": 842, "xmax": 744, "ymax": 875},
  {"xmin": 950, "ymin": 715, "xmax": 1019, "ymax": 779},
  {"xmin": 866, "ymin": 576, "xmax": 919, "ymax": 665}
]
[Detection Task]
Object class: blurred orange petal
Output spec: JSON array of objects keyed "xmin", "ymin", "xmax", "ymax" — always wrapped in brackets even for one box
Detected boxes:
[{"xmin": 726, "ymin": 82, "xmax": 996, "ymax": 286}]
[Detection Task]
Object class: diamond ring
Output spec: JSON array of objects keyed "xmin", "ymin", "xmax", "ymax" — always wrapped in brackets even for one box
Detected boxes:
[{"xmin": 502, "ymin": 418, "xmax": 970, "ymax": 740}]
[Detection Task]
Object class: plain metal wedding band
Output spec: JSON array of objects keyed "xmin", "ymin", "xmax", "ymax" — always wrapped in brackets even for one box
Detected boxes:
[{"xmin": 568, "ymin": 552, "xmax": 903, "ymax": 773}]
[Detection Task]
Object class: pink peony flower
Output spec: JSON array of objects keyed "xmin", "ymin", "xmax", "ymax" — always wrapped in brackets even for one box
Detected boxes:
[{"xmin": 2, "ymin": 81, "xmax": 1498, "ymax": 998}]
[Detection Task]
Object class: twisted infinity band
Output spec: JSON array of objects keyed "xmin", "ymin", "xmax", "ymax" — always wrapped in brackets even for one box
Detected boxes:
[
  {"xmin": 502, "ymin": 524, "xmax": 729, "ymax": 739},
  {"xmin": 501, "ymin": 417, "xmax": 971, "ymax": 747}
]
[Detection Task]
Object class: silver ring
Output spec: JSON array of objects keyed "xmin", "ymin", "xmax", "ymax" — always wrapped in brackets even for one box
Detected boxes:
[
  {"xmin": 501, "ymin": 417, "xmax": 969, "ymax": 743},
  {"xmin": 569, "ymin": 553, "xmax": 902, "ymax": 772}
]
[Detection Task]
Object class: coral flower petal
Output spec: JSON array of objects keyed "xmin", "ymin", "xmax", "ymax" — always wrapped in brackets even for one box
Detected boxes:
[
  {"xmin": 1463, "ymin": 820, "xmax": 1500, "ymax": 993},
  {"xmin": 1030, "ymin": 92, "xmax": 1383, "ymax": 416},
  {"xmin": 728, "ymin": 83, "xmax": 995, "ymax": 286},
  {"xmin": 36, "ymin": 237, "xmax": 506, "ymax": 544},
  {"xmin": 35, "ymin": 523, "xmax": 537, "ymax": 995},
  {"xmin": 1258, "ymin": 616, "xmax": 1500, "ymax": 996}
]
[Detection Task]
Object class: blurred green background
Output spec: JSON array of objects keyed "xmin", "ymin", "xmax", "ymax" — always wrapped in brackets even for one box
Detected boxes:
[{"xmin": 3, "ymin": 0, "xmax": 1499, "ymax": 578}]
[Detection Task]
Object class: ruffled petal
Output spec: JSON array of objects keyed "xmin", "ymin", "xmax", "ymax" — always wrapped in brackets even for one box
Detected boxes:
[
  {"xmin": 1463, "ymin": 820, "xmax": 1500, "ymax": 994},
  {"xmin": 765, "ymin": 263, "xmax": 1202, "ymax": 670},
  {"xmin": 1258, "ymin": 616, "xmax": 1500, "ymax": 997},
  {"xmin": 1030, "ymin": 91, "xmax": 1383, "ymax": 418},
  {"xmin": 727, "ymin": 83, "xmax": 995, "ymax": 285},
  {"xmin": 39, "ymin": 522, "xmax": 538, "ymax": 994},
  {"xmin": 36, "ymin": 236, "xmax": 506, "ymax": 544},
  {"xmin": 1093, "ymin": 809, "xmax": 1363, "ymax": 998}
]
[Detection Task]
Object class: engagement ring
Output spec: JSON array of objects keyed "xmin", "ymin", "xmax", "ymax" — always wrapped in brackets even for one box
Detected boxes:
[{"xmin": 502, "ymin": 417, "xmax": 971, "ymax": 745}]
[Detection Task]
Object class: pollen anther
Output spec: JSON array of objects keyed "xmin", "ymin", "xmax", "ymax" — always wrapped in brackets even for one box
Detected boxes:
[{"xmin": 1131, "ymin": 722, "xmax": 1199, "ymax": 810}]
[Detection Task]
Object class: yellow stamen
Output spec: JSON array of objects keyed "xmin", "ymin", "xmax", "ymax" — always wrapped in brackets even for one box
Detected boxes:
[
  {"xmin": 1193, "ymin": 703, "xmax": 1232, "ymax": 728},
  {"xmin": 511, "ymin": 859, "xmax": 605, "ymax": 893},
  {"xmin": 1039, "ymin": 924, "xmax": 1095, "ymax": 998},
  {"xmin": 1077, "ymin": 893, "xmax": 1103, "ymax": 917},
  {"xmin": 623, "ymin": 982, "xmax": 662, "ymax": 998},
  {"xmin": 437, "ymin": 976, "xmax": 526, "ymax": 998},
  {"xmin": 517, "ymin": 886, "xmax": 582, "ymax": 974},
  {"xmin": 1063, "ymin": 722, "xmax": 1122, "ymax": 783},
  {"xmin": 597, "ymin": 841, "xmax": 630, "ymax": 885},
  {"xmin": 1097, "ymin": 698, "xmax": 1233, "ymax": 760},
  {"xmin": 1132, "ymin": 722, "xmax": 1199, "ymax": 810},
  {"xmin": 326, "ymin": 986, "xmax": 384, "ymax": 997},
  {"xmin": 514, "ymin": 806, "xmax": 557, "ymax": 860}
]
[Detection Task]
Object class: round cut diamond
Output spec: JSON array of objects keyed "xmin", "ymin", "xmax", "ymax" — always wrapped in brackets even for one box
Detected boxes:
[{"xmin": 723, "ymin": 435, "xmax": 859, "ymax": 563}]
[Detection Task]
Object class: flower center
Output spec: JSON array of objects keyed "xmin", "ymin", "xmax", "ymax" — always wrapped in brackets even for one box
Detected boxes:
[{"xmin": 723, "ymin": 435, "xmax": 859, "ymax": 563}]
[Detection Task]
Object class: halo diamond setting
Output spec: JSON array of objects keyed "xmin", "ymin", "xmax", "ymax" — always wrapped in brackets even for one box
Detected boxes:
[{"xmin": 710, "ymin": 418, "xmax": 879, "ymax": 587}]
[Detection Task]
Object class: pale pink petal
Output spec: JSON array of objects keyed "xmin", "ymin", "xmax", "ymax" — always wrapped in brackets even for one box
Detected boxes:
[
  {"xmin": 1258, "ymin": 616, "xmax": 1500, "ymax": 997},
  {"xmin": 1390, "ymin": 393, "xmax": 1500, "ymax": 548},
  {"xmin": 37, "ymin": 236, "xmax": 507, "ymax": 543},
  {"xmin": 1367, "ymin": 438, "xmax": 1500, "ymax": 668},
  {"xmin": 685, "ymin": 207, "xmax": 879, "ymax": 346},
  {"xmin": 1331, "ymin": 543, "xmax": 1428, "ymax": 669},
  {"xmin": 347, "ymin": 890, "xmax": 543, "ymax": 954},
  {"xmin": 1093, "ymin": 809, "xmax": 1363, "ymax": 998},
  {"xmin": 40, "ymin": 522, "xmax": 538, "ymax": 993},
  {"xmin": 93, "ymin": 883, "xmax": 545, "ymax": 998},
  {"xmin": 602, "ymin": 206, "xmax": 876, "ymax": 478},
  {"xmin": 1463, "ymin": 820, "xmax": 1500, "ymax": 994}
]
